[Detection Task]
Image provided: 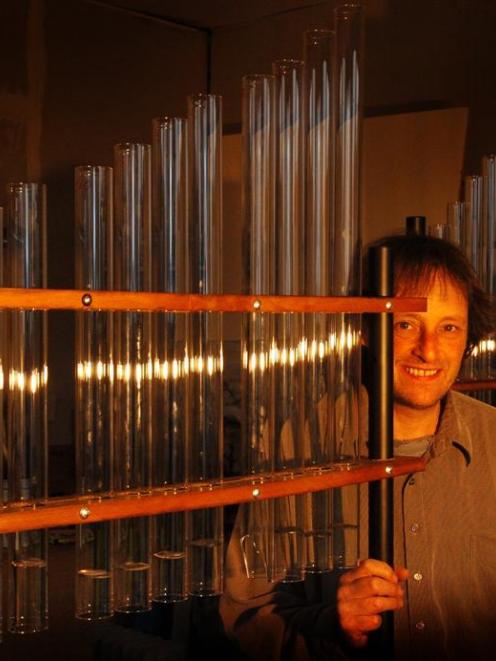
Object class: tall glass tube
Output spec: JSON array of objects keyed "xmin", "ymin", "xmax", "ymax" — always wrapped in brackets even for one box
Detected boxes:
[
  {"xmin": 113, "ymin": 143, "xmax": 152, "ymax": 613},
  {"xmin": 303, "ymin": 29, "xmax": 335, "ymax": 574},
  {"xmin": 463, "ymin": 175, "xmax": 483, "ymax": 381},
  {"xmin": 74, "ymin": 165, "xmax": 114, "ymax": 620},
  {"xmin": 151, "ymin": 117, "xmax": 189, "ymax": 603},
  {"xmin": 272, "ymin": 59, "xmax": 305, "ymax": 582},
  {"xmin": 186, "ymin": 94, "xmax": 223, "ymax": 597},
  {"xmin": 0, "ymin": 205, "xmax": 3, "ymax": 642},
  {"xmin": 6, "ymin": 183, "xmax": 48, "ymax": 633},
  {"xmin": 481, "ymin": 156, "xmax": 496, "ymax": 381},
  {"xmin": 240, "ymin": 74, "xmax": 276, "ymax": 580},
  {"xmin": 332, "ymin": 3, "xmax": 364, "ymax": 569}
]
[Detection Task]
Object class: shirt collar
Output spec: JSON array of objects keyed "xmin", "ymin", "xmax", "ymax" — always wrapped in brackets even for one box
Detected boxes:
[{"xmin": 428, "ymin": 390, "xmax": 473, "ymax": 465}]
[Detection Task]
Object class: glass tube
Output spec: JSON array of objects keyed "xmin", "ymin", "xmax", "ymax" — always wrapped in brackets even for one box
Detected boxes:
[
  {"xmin": 113, "ymin": 143, "xmax": 152, "ymax": 613},
  {"xmin": 272, "ymin": 59, "xmax": 305, "ymax": 582},
  {"xmin": 463, "ymin": 176, "xmax": 483, "ymax": 381},
  {"xmin": 240, "ymin": 74, "xmax": 276, "ymax": 580},
  {"xmin": 429, "ymin": 223, "xmax": 451, "ymax": 240},
  {"xmin": 481, "ymin": 156, "xmax": 496, "ymax": 381},
  {"xmin": 151, "ymin": 117, "xmax": 189, "ymax": 603},
  {"xmin": 332, "ymin": 3, "xmax": 364, "ymax": 569},
  {"xmin": 6, "ymin": 183, "xmax": 48, "ymax": 633},
  {"xmin": 303, "ymin": 29, "xmax": 335, "ymax": 574},
  {"xmin": 74, "ymin": 165, "xmax": 114, "ymax": 620},
  {"xmin": 0, "ymin": 205, "xmax": 3, "ymax": 642},
  {"xmin": 447, "ymin": 201, "xmax": 464, "ymax": 246},
  {"xmin": 186, "ymin": 94, "xmax": 223, "ymax": 597}
]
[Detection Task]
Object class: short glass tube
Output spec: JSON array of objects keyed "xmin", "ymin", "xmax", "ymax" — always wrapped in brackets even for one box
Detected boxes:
[
  {"xmin": 447, "ymin": 201, "xmax": 464, "ymax": 246},
  {"xmin": 151, "ymin": 116, "xmax": 189, "ymax": 603},
  {"xmin": 332, "ymin": 3, "xmax": 364, "ymax": 569},
  {"xmin": 113, "ymin": 143, "xmax": 152, "ymax": 613},
  {"xmin": 74, "ymin": 165, "xmax": 114, "ymax": 620},
  {"xmin": 272, "ymin": 59, "xmax": 305, "ymax": 582},
  {"xmin": 6, "ymin": 182, "xmax": 48, "ymax": 633},
  {"xmin": 186, "ymin": 94, "xmax": 223, "ymax": 597},
  {"xmin": 303, "ymin": 29, "xmax": 335, "ymax": 573},
  {"xmin": 240, "ymin": 74, "xmax": 276, "ymax": 580}
]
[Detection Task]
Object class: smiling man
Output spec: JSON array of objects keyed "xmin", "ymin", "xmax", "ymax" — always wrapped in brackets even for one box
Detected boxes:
[{"xmin": 337, "ymin": 234, "xmax": 496, "ymax": 659}]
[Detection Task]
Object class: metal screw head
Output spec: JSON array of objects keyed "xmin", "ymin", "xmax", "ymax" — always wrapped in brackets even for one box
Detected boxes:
[
  {"xmin": 252, "ymin": 488, "xmax": 260, "ymax": 498},
  {"xmin": 82, "ymin": 293, "xmax": 92, "ymax": 307},
  {"xmin": 385, "ymin": 465, "xmax": 393, "ymax": 474},
  {"xmin": 253, "ymin": 299, "xmax": 262, "ymax": 310},
  {"xmin": 79, "ymin": 507, "xmax": 91, "ymax": 519},
  {"xmin": 385, "ymin": 301, "xmax": 393, "ymax": 310}
]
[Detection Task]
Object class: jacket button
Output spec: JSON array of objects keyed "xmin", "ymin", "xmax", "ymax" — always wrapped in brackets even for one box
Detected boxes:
[
  {"xmin": 415, "ymin": 621, "xmax": 425, "ymax": 631},
  {"xmin": 413, "ymin": 572, "xmax": 423, "ymax": 582},
  {"xmin": 410, "ymin": 523, "xmax": 420, "ymax": 533}
]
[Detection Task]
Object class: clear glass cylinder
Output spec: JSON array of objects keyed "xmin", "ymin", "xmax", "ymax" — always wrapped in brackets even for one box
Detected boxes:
[
  {"xmin": 463, "ymin": 175, "xmax": 483, "ymax": 273},
  {"xmin": 151, "ymin": 116, "xmax": 189, "ymax": 603},
  {"xmin": 272, "ymin": 58, "xmax": 305, "ymax": 582},
  {"xmin": 447, "ymin": 201, "xmax": 464, "ymax": 246},
  {"xmin": 186, "ymin": 94, "xmax": 223, "ymax": 597},
  {"xmin": 481, "ymin": 156, "xmax": 496, "ymax": 380},
  {"xmin": 303, "ymin": 29, "xmax": 335, "ymax": 574},
  {"xmin": 332, "ymin": 3, "xmax": 364, "ymax": 570},
  {"xmin": 6, "ymin": 182, "xmax": 48, "ymax": 633},
  {"xmin": 113, "ymin": 143, "xmax": 152, "ymax": 612},
  {"xmin": 429, "ymin": 223, "xmax": 451, "ymax": 240},
  {"xmin": 0, "ymin": 205, "xmax": 3, "ymax": 641},
  {"xmin": 463, "ymin": 175, "xmax": 483, "ymax": 381},
  {"xmin": 239, "ymin": 74, "xmax": 276, "ymax": 580},
  {"xmin": 74, "ymin": 165, "xmax": 114, "ymax": 620}
]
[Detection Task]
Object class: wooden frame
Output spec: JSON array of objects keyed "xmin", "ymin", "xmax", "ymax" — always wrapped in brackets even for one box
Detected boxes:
[
  {"xmin": 0, "ymin": 287, "xmax": 426, "ymax": 314},
  {"xmin": 0, "ymin": 457, "xmax": 425, "ymax": 533}
]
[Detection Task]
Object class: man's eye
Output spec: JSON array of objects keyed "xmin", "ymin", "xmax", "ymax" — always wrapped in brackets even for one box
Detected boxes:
[
  {"xmin": 443, "ymin": 324, "xmax": 458, "ymax": 333},
  {"xmin": 395, "ymin": 321, "xmax": 412, "ymax": 331}
]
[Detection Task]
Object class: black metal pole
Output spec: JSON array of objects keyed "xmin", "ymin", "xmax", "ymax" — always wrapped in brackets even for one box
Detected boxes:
[
  {"xmin": 367, "ymin": 245, "xmax": 394, "ymax": 658},
  {"xmin": 405, "ymin": 215, "xmax": 426, "ymax": 236}
]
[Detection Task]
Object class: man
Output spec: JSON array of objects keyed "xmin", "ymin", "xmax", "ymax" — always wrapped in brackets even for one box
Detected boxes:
[{"xmin": 221, "ymin": 234, "xmax": 496, "ymax": 660}]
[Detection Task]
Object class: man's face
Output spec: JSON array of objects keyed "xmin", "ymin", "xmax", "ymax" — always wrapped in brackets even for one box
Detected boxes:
[{"xmin": 393, "ymin": 273, "xmax": 468, "ymax": 412}]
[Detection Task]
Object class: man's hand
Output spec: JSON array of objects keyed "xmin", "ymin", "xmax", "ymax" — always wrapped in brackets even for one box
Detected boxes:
[{"xmin": 337, "ymin": 559, "xmax": 409, "ymax": 648}]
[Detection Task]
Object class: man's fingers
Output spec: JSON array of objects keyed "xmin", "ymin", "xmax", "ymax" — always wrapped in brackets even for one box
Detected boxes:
[
  {"xmin": 339, "ymin": 558, "xmax": 398, "ymax": 586},
  {"xmin": 339, "ymin": 595, "xmax": 403, "ymax": 617},
  {"xmin": 395, "ymin": 566, "xmax": 410, "ymax": 582},
  {"xmin": 338, "ymin": 576, "xmax": 404, "ymax": 601}
]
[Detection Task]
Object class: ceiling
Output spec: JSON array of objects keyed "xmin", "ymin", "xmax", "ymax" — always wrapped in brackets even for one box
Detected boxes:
[{"xmin": 89, "ymin": 0, "xmax": 335, "ymax": 29}]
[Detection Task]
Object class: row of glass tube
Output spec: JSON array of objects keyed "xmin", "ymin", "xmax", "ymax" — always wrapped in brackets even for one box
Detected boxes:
[
  {"xmin": 430, "ymin": 155, "xmax": 496, "ymax": 385},
  {"xmin": 0, "ymin": 2, "xmax": 364, "ymax": 635}
]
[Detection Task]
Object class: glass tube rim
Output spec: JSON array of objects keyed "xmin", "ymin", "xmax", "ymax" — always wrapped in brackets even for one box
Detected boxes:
[
  {"xmin": 152, "ymin": 115, "xmax": 187, "ymax": 127},
  {"xmin": 7, "ymin": 181, "xmax": 46, "ymax": 192},
  {"xmin": 335, "ymin": 2, "xmax": 364, "ymax": 18},
  {"xmin": 242, "ymin": 73, "xmax": 276, "ymax": 84},
  {"xmin": 304, "ymin": 28, "xmax": 334, "ymax": 41},
  {"xmin": 114, "ymin": 142, "xmax": 151, "ymax": 153}
]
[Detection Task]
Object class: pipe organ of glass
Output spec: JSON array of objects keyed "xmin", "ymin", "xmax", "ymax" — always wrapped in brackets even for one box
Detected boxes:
[
  {"xmin": 186, "ymin": 94, "xmax": 224, "ymax": 597},
  {"xmin": 6, "ymin": 183, "xmax": 48, "ymax": 633},
  {"xmin": 332, "ymin": 3, "xmax": 364, "ymax": 569},
  {"xmin": 151, "ymin": 117, "xmax": 189, "ymax": 603},
  {"xmin": 303, "ymin": 28, "xmax": 335, "ymax": 574},
  {"xmin": 272, "ymin": 58, "xmax": 306, "ymax": 582},
  {"xmin": 240, "ymin": 74, "xmax": 276, "ymax": 579},
  {"xmin": 74, "ymin": 165, "xmax": 114, "ymax": 620},
  {"xmin": 113, "ymin": 143, "xmax": 153, "ymax": 612}
]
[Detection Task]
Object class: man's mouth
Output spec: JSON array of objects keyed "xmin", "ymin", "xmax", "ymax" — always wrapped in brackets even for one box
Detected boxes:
[{"xmin": 404, "ymin": 366, "xmax": 440, "ymax": 377}]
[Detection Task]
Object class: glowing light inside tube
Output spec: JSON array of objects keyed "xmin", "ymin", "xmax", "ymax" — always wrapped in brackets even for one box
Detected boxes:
[{"xmin": 9, "ymin": 367, "xmax": 48, "ymax": 393}]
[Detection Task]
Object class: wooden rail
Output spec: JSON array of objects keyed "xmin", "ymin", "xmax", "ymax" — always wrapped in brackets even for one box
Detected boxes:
[
  {"xmin": 0, "ymin": 288, "xmax": 426, "ymax": 314},
  {"xmin": 0, "ymin": 457, "xmax": 425, "ymax": 533}
]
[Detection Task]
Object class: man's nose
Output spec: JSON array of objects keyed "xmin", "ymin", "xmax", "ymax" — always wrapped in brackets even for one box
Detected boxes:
[{"xmin": 412, "ymin": 330, "xmax": 438, "ymax": 362}]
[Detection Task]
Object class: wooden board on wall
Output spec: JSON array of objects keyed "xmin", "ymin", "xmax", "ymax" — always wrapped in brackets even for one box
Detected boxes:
[{"xmin": 362, "ymin": 106, "xmax": 468, "ymax": 243}]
